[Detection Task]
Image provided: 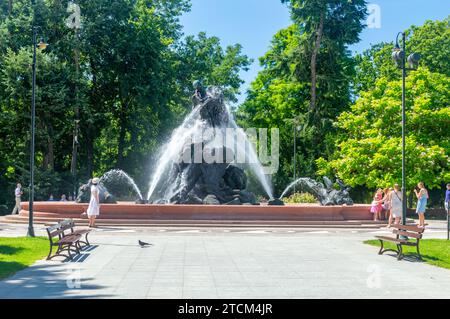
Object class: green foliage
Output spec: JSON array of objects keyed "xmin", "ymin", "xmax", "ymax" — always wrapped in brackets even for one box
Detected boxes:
[
  {"xmin": 175, "ymin": 32, "xmax": 252, "ymax": 103},
  {"xmin": 321, "ymin": 18, "xmax": 450, "ymax": 192},
  {"xmin": 239, "ymin": 0, "xmax": 368, "ymax": 193},
  {"xmin": 0, "ymin": 0, "xmax": 251, "ymax": 211},
  {"xmin": 353, "ymin": 17, "xmax": 450, "ymax": 95},
  {"xmin": 319, "ymin": 68, "xmax": 450, "ymax": 189},
  {"xmin": 282, "ymin": 0, "xmax": 367, "ymax": 45},
  {"xmin": 283, "ymin": 192, "xmax": 318, "ymax": 204}
]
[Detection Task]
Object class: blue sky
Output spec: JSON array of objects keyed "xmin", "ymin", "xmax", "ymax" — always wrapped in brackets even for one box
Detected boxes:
[{"xmin": 180, "ymin": 0, "xmax": 449, "ymax": 105}]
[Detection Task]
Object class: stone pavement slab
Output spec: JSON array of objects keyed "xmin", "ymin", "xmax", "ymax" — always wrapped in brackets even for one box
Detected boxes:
[{"xmin": 0, "ymin": 223, "xmax": 450, "ymax": 299}]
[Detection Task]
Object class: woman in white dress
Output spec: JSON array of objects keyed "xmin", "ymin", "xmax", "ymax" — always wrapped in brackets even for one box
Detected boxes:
[
  {"xmin": 389, "ymin": 184, "xmax": 402, "ymax": 227},
  {"xmin": 87, "ymin": 177, "xmax": 100, "ymax": 228}
]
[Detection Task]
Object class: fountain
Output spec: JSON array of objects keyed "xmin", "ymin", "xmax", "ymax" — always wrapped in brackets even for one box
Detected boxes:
[
  {"xmin": 76, "ymin": 169, "xmax": 146, "ymax": 204},
  {"xmin": 75, "ymin": 180, "xmax": 116, "ymax": 204},
  {"xmin": 99, "ymin": 169, "xmax": 147, "ymax": 204},
  {"xmin": 280, "ymin": 177, "xmax": 354, "ymax": 206},
  {"xmin": 10, "ymin": 82, "xmax": 374, "ymax": 228},
  {"xmin": 146, "ymin": 82, "xmax": 273, "ymax": 205}
]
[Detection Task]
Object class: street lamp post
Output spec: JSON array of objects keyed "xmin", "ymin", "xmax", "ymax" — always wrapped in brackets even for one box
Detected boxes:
[
  {"xmin": 27, "ymin": 26, "xmax": 48, "ymax": 237},
  {"xmin": 392, "ymin": 32, "xmax": 420, "ymax": 227},
  {"xmin": 293, "ymin": 124, "xmax": 296, "ymax": 193},
  {"xmin": 293, "ymin": 124, "xmax": 302, "ymax": 193},
  {"xmin": 285, "ymin": 117, "xmax": 302, "ymax": 194}
]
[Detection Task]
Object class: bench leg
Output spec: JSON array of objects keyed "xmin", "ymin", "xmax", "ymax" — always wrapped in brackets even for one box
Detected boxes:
[
  {"xmin": 397, "ymin": 244, "xmax": 404, "ymax": 261},
  {"xmin": 67, "ymin": 244, "xmax": 73, "ymax": 260},
  {"xmin": 77, "ymin": 234, "xmax": 90, "ymax": 250},
  {"xmin": 74, "ymin": 242, "xmax": 80, "ymax": 255},
  {"xmin": 55, "ymin": 245, "xmax": 63, "ymax": 257},
  {"xmin": 416, "ymin": 241, "xmax": 423, "ymax": 261},
  {"xmin": 378, "ymin": 240, "xmax": 399, "ymax": 256},
  {"xmin": 85, "ymin": 233, "xmax": 90, "ymax": 246},
  {"xmin": 46, "ymin": 244, "xmax": 54, "ymax": 260},
  {"xmin": 67, "ymin": 243, "xmax": 80, "ymax": 256},
  {"xmin": 49, "ymin": 244, "xmax": 71, "ymax": 261},
  {"xmin": 378, "ymin": 240, "xmax": 385, "ymax": 255}
]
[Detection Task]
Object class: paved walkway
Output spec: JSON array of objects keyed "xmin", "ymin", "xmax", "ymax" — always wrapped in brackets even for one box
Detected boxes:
[{"xmin": 0, "ymin": 223, "xmax": 449, "ymax": 299}]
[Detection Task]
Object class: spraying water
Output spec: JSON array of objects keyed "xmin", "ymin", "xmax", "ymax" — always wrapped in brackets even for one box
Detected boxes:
[
  {"xmin": 100, "ymin": 169, "xmax": 143, "ymax": 200},
  {"xmin": 146, "ymin": 106, "xmax": 204, "ymax": 201},
  {"xmin": 226, "ymin": 106, "xmax": 274, "ymax": 199},
  {"xmin": 280, "ymin": 178, "xmax": 305, "ymax": 199},
  {"xmin": 146, "ymin": 86, "xmax": 273, "ymax": 202},
  {"xmin": 279, "ymin": 177, "xmax": 354, "ymax": 206}
]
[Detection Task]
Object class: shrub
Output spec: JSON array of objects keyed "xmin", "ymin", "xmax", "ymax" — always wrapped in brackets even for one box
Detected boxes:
[{"xmin": 284, "ymin": 192, "xmax": 318, "ymax": 204}]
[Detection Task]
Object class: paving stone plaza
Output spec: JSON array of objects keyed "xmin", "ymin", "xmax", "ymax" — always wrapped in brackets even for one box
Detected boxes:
[{"xmin": 1, "ymin": 222, "xmax": 449, "ymax": 299}]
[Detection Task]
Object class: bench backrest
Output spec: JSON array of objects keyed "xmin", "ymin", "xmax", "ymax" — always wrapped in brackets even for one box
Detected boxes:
[
  {"xmin": 46, "ymin": 219, "xmax": 76, "ymax": 241},
  {"xmin": 391, "ymin": 224, "xmax": 425, "ymax": 239},
  {"xmin": 46, "ymin": 222, "xmax": 64, "ymax": 240},
  {"xmin": 59, "ymin": 219, "xmax": 76, "ymax": 237},
  {"xmin": 60, "ymin": 219, "xmax": 75, "ymax": 231}
]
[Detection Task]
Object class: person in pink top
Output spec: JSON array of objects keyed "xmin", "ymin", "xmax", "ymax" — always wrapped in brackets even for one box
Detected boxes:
[{"xmin": 370, "ymin": 188, "xmax": 383, "ymax": 221}]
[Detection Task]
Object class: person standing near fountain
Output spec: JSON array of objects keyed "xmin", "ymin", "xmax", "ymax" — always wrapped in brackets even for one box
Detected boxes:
[
  {"xmin": 381, "ymin": 188, "xmax": 392, "ymax": 221},
  {"xmin": 389, "ymin": 184, "xmax": 403, "ymax": 227},
  {"xmin": 414, "ymin": 182, "xmax": 429, "ymax": 228},
  {"xmin": 11, "ymin": 183, "xmax": 23, "ymax": 215},
  {"xmin": 87, "ymin": 178, "xmax": 100, "ymax": 228}
]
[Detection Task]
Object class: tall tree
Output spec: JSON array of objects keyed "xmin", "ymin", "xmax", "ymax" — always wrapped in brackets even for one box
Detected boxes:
[
  {"xmin": 318, "ymin": 68, "xmax": 450, "ymax": 190},
  {"xmin": 353, "ymin": 17, "xmax": 450, "ymax": 96},
  {"xmin": 0, "ymin": 0, "xmax": 252, "ymax": 210},
  {"xmin": 174, "ymin": 32, "xmax": 252, "ymax": 103},
  {"xmin": 281, "ymin": 0, "xmax": 367, "ymax": 120},
  {"xmin": 238, "ymin": 1, "xmax": 367, "ymax": 193},
  {"xmin": 320, "ymin": 16, "xmax": 450, "ymax": 193}
]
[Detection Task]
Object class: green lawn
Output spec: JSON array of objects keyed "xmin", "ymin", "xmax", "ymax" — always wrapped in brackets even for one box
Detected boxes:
[
  {"xmin": 365, "ymin": 239, "xmax": 450, "ymax": 270},
  {"xmin": 0, "ymin": 237, "xmax": 49, "ymax": 280}
]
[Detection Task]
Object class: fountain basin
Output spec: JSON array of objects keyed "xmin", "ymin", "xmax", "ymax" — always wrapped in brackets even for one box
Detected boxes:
[
  {"xmin": 135, "ymin": 199, "xmax": 150, "ymax": 205},
  {"xmin": 268, "ymin": 198, "xmax": 285, "ymax": 206},
  {"xmin": 12, "ymin": 202, "xmax": 373, "ymax": 223}
]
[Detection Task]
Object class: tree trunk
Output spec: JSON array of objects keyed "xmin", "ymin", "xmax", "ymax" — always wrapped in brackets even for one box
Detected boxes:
[
  {"xmin": 43, "ymin": 124, "xmax": 55, "ymax": 170},
  {"xmin": 86, "ymin": 130, "xmax": 94, "ymax": 178},
  {"xmin": 8, "ymin": 0, "xmax": 13, "ymax": 15},
  {"xmin": 48, "ymin": 136, "xmax": 54, "ymax": 170},
  {"xmin": 86, "ymin": 57, "xmax": 98, "ymax": 179},
  {"xmin": 70, "ymin": 38, "xmax": 80, "ymax": 182},
  {"xmin": 309, "ymin": 11, "xmax": 325, "ymax": 116}
]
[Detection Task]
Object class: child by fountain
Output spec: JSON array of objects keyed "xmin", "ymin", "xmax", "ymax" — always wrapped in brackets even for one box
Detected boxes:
[
  {"xmin": 370, "ymin": 189, "xmax": 383, "ymax": 221},
  {"xmin": 87, "ymin": 177, "xmax": 100, "ymax": 228}
]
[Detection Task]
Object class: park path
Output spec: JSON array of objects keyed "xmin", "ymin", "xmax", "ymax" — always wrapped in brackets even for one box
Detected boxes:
[{"xmin": 0, "ymin": 224, "xmax": 449, "ymax": 299}]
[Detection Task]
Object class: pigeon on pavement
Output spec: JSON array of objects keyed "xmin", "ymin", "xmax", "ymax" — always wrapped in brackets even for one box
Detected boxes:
[{"xmin": 138, "ymin": 240, "xmax": 152, "ymax": 247}]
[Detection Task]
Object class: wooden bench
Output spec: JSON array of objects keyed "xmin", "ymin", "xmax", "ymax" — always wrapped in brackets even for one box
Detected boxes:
[
  {"xmin": 59, "ymin": 219, "xmax": 91, "ymax": 250},
  {"xmin": 375, "ymin": 224, "xmax": 425, "ymax": 260},
  {"xmin": 46, "ymin": 223, "xmax": 81, "ymax": 261}
]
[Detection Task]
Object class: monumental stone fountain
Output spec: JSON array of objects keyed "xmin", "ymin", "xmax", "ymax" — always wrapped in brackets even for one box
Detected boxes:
[
  {"xmin": 146, "ymin": 82, "xmax": 274, "ymax": 205},
  {"xmin": 75, "ymin": 83, "xmax": 354, "ymax": 208}
]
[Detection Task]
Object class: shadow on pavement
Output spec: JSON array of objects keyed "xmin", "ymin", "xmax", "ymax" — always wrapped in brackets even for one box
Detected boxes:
[
  {"xmin": 0, "ymin": 244, "xmax": 115, "ymax": 299},
  {"xmin": 0, "ymin": 262, "xmax": 114, "ymax": 299}
]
